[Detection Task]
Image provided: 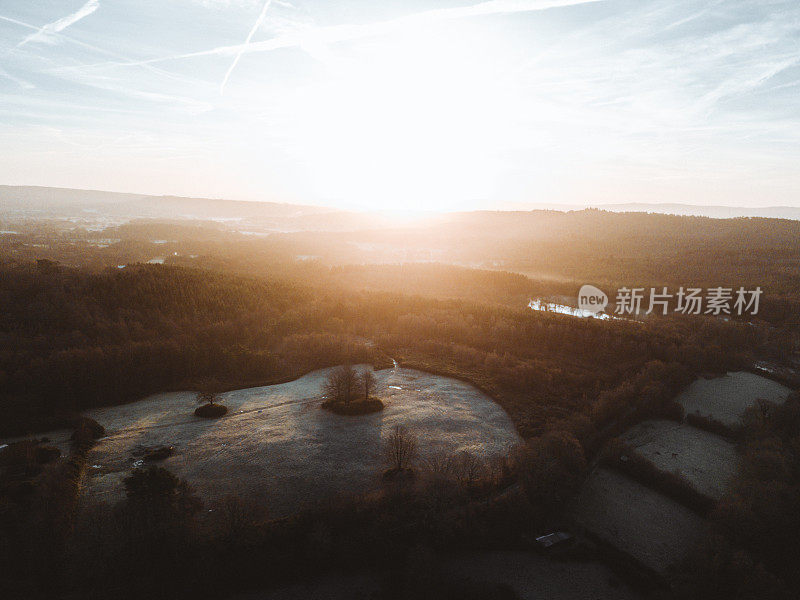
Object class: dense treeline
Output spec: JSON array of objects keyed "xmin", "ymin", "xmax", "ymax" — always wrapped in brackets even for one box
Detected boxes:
[
  {"xmin": 0, "ymin": 417, "xmax": 104, "ymax": 597},
  {"xmin": 0, "ymin": 261, "xmax": 374, "ymax": 434},
  {"xmin": 2, "ymin": 410, "xmax": 597, "ymax": 599},
  {"xmin": 4, "ymin": 209, "xmax": 800, "ymax": 329},
  {"xmin": 0, "ymin": 257, "xmax": 794, "ymax": 598},
  {"xmin": 0, "ymin": 260, "xmax": 764, "ymax": 439}
]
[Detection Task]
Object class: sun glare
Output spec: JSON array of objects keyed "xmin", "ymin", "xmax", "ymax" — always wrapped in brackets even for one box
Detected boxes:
[{"xmin": 290, "ymin": 26, "xmax": 520, "ymax": 211}]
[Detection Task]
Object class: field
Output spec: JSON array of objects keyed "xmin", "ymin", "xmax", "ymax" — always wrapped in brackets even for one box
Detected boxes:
[
  {"xmin": 569, "ymin": 468, "xmax": 707, "ymax": 576},
  {"xmin": 47, "ymin": 365, "xmax": 521, "ymax": 517},
  {"xmin": 234, "ymin": 551, "xmax": 644, "ymax": 600},
  {"xmin": 676, "ymin": 371, "xmax": 792, "ymax": 427},
  {"xmin": 620, "ymin": 420, "xmax": 738, "ymax": 499}
]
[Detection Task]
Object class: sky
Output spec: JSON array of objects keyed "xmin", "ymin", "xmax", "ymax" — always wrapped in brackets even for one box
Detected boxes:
[{"xmin": 0, "ymin": 0, "xmax": 798, "ymax": 211}]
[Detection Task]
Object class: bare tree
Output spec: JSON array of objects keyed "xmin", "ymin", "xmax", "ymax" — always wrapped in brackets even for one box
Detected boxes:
[
  {"xmin": 423, "ymin": 449, "xmax": 454, "ymax": 477},
  {"xmin": 323, "ymin": 364, "xmax": 358, "ymax": 404},
  {"xmin": 383, "ymin": 425, "xmax": 417, "ymax": 472},
  {"xmin": 450, "ymin": 451, "xmax": 486, "ymax": 486},
  {"xmin": 361, "ymin": 369, "xmax": 376, "ymax": 400},
  {"xmin": 197, "ymin": 390, "xmax": 219, "ymax": 405}
]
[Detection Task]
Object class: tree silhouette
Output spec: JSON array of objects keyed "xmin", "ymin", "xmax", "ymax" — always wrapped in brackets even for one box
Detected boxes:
[{"xmin": 361, "ymin": 369, "xmax": 376, "ymax": 400}]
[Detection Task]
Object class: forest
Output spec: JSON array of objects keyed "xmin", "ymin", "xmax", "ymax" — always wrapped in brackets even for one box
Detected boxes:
[
  {"xmin": 0, "ymin": 259, "xmax": 771, "ymax": 439},
  {"xmin": 2, "ymin": 209, "xmax": 799, "ymax": 327},
  {"xmin": 0, "ymin": 212, "xmax": 798, "ymax": 599}
]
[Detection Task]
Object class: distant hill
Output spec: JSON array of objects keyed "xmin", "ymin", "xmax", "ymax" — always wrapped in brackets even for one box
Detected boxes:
[
  {"xmin": 0, "ymin": 185, "xmax": 391, "ymax": 231},
  {"xmin": 596, "ymin": 203, "xmax": 800, "ymax": 220},
  {"xmin": 0, "ymin": 185, "xmax": 328, "ymax": 219},
  {"xmin": 506, "ymin": 201, "xmax": 800, "ymax": 220},
  {"xmin": 3, "ymin": 185, "xmax": 799, "ymax": 222}
]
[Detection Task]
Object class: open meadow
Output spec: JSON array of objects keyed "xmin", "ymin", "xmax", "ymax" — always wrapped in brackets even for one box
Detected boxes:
[{"xmin": 64, "ymin": 365, "xmax": 521, "ymax": 517}]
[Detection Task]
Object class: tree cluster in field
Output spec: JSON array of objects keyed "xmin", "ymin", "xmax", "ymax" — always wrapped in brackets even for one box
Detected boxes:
[
  {"xmin": 194, "ymin": 391, "xmax": 228, "ymax": 418},
  {"xmin": 320, "ymin": 365, "xmax": 383, "ymax": 415},
  {"xmin": 1, "ymin": 411, "xmax": 588, "ymax": 599},
  {"xmin": 0, "ymin": 260, "xmax": 763, "ymax": 439}
]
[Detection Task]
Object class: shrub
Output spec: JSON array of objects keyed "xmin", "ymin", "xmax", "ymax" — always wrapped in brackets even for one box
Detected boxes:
[
  {"xmin": 70, "ymin": 417, "xmax": 105, "ymax": 449},
  {"xmin": 0, "ymin": 441, "xmax": 60, "ymax": 476},
  {"xmin": 519, "ymin": 431, "xmax": 587, "ymax": 513},
  {"xmin": 34, "ymin": 445, "xmax": 61, "ymax": 464},
  {"xmin": 124, "ymin": 466, "xmax": 202, "ymax": 522},
  {"xmin": 685, "ymin": 413, "xmax": 737, "ymax": 439},
  {"xmin": 143, "ymin": 446, "xmax": 174, "ymax": 461},
  {"xmin": 0, "ymin": 440, "xmax": 40, "ymax": 473},
  {"xmin": 383, "ymin": 425, "xmax": 417, "ymax": 476},
  {"xmin": 194, "ymin": 403, "xmax": 228, "ymax": 418}
]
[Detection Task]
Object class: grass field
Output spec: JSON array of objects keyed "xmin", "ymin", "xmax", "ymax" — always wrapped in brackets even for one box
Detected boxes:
[
  {"xmin": 620, "ymin": 420, "xmax": 738, "ymax": 500},
  {"xmin": 676, "ymin": 371, "xmax": 792, "ymax": 427},
  {"xmin": 570, "ymin": 468, "xmax": 707, "ymax": 576},
  {"xmin": 233, "ymin": 551, "xmax": 644, "ymax": 600},
  {"xmin": 56, "ymin": 365, "xmax": 521, "ymax": 518}
]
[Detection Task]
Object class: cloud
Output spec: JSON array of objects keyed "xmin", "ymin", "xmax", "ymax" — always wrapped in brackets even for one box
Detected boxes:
[
  {"xmin": 17, "ymin": 0, "xmax": 100, "ymax": 48},
  {"xmin": 93, "ymin": 0, "xmax": 605, "ymax": 68},
  {"xmin": 0, "ymin": 66, "xmax": 34, "ymax": 90}
]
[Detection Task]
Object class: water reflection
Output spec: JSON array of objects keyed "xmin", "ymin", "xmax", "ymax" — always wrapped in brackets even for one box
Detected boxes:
[{"xmin": 528, "ymin": 299, "xmax": 611, "ymax": 320}]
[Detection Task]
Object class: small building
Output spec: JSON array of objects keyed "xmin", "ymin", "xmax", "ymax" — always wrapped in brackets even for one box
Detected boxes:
[{"xmin": 535, "ymin": 531, "xmax": 573, "ymax": 549}]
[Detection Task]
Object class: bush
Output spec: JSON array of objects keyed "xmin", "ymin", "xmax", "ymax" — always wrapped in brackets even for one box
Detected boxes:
[
  {"xmin": 70, "ymin": 417, "xmax": 105, "ymax": 449},
  {"xmin": 676, "ymin": 534, "xmax": 790, "ymax": 600},
  {"xmin": 143, "ymin": 446, "xmax": 174, "ymax": 461},
  {"xmin": 0, "ymin": 441, "xmax": 60, "ymax": 474},
  {"xmin": 685, "ymin": 413, "xmax": 737, "ymax": 439},
  {"xmin": 383, "ymin": 426, "xmax": 417, "ymax": 474},
  {"xmin": 519, "ymin": 431, "xmax": 587, "ymax": 513},
  {"xmin": 194, "ymin": 403, "xmax": 228, "ymax": 418},
  {"xmin": 0, "ymin": 440, "xmax": 39, "ymax": 472},
  {"xmin": 321, "ymin": 397, "xmax": 384, "ymax": 416},
  {"xmin": 34, "ymin": 445, "xmax": 61, "ymax": 464}
]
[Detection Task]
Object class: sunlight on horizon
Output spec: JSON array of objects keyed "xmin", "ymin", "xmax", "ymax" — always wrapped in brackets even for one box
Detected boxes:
[
  {"xmin": 288, "ymin": 25, "xmax": 521, "ymax": 211},
  {"xmin": 1, "ymin": 1, "xmax": 799, "ymax": 209}
]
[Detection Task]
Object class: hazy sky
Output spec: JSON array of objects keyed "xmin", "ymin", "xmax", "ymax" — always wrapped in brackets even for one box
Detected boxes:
[{"xmin": 0, "ymin": 0, "xmax": 798, "ymax": 210}]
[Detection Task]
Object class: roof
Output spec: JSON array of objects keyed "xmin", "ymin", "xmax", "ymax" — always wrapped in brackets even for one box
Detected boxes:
[{"xmin": 535, "ymin": 531, "xmax": 573, "ymax": 548}]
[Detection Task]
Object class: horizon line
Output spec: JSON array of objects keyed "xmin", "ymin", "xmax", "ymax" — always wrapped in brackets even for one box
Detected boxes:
[{"xmin": 1, "ymin": 182, "xmax": 799, "ymax": 215}]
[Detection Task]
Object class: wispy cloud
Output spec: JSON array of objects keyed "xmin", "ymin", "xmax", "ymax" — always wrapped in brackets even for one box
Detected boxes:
[
  {"xmin": 2, "ymin": 0, "xmax": 799, "ymax": 206},
  {"xmin": 2, "ymin": 9, "xmax": 211, "ymax": 108},
  {"xmin": 0, "ymin": 66, "xmax": 34, "ymax": 90},
  {"xmin": 17, "ymin": 0, "xmax": 100, "ymax": 48},
  {"xmin": 93, "ymin": 0, "xmax": 605, "ymax": 68},
  {"xmin": 221, "ymin": 0, "xmax": 273, "ymax": 95}
]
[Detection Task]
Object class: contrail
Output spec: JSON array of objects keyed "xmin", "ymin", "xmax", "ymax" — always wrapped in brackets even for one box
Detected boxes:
[
  {"xmin": 0, "ymin": 14, "xmax": 39, "ymax": 31},
  {"xmin": 220, "ymin": 0, "xmax": 273, "ymax": 95},
  {"xmin": 0, "ymin": 66, "xmax": 34, "ymax": 89},
  {"xmin": 2, "ymin": 11, "xmax": 201, "ymax": 91},
  {"xmin": 88, "ymin": 0, "xmax": 605, "ymax": 70},
  {"xmin": 17, "ymin": 0, "xmax": 100, "ymax": 48}
]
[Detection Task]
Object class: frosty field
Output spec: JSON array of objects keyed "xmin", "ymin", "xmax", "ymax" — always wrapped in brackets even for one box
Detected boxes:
[
  {"xmin": 570, "ymin": 467, "xmax": 707, "ymax": 575},
  {"xmin": 234, "ymin": 551, "xmax": 644, "ymax": 600},
  {"xmin": 620, "ymin": 419, "xmax": 738, "ymax": 499},
  {"xmin": 676, "ymin": 371, "xmax": 792, "ymax": 427},
  {"xmin": 63, "ymin": 365, "xmax": 520, "ymax": 517}
]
